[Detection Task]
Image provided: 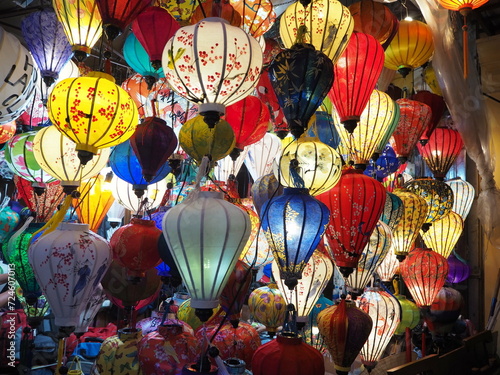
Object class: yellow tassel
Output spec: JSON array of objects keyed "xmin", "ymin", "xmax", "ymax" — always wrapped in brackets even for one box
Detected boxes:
[
  {"xmin": 463, "ymin": 24, "xmax": 468, "ymax": 79},
  {"xmin": 31, "ymin": 195, "xmax": 73, "ymax": 241}
]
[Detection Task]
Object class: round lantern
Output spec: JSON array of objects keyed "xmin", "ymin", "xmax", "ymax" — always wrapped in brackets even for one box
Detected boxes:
[
  {"xmin": 394, "ymin": 294, "xmax": 420, "ymax": 335},
  {"xmin": 317, "ymin": 298, "xmax": 373, "ymax": 375},
  {"xmin": 380, "ymin": 191, "xmax": 404, "ymax": 232},
  {"xmin": 328, "ymin": 32, "xmax": 384, "ymax": 133},
  {"xmin": 400, "ymin": 247, "xmax": 449, "ymax": 308},
  {"xmin": 219, "ymin": 260, "xmax": 252, "ymax": 325},
  {"xmin": 261, "ymin": 188, "xmax": 330, "ymax": 289},
  {"xmin": 0, "ymin": 204, "xmax": 20, "ymax": 244},
  {"xmin": 111, "ymin": 175, "xmax": 167, "ymax": 214},
  {"xmin": 417, "ymin": 128, "xmax": 464, "ymax": 180},
  {"xmin": 421, "ymin": 211, "xmax": 463, "ymax": 259},
  {"xmin": 446, "ymin": 177, "xmax": 475, "ymax": 221},
  {"xmin": 124, "ymin": 32, "xmax": 165, "ymax": 86},
  {"xmin": 425, "ymin": 286, "xmax": 463, "ymax": 335},
  {"xmin": 110, "ymin": 218, "xmax": 162, "ymax": 279},
  {"xmin": 411, "ymin": 90, "xmax": 446, "ymax": 141},
  {"xmin": 446, "ymin": 251, "xmax": 470, "ymax": 284},
  {"xmin": 95, "ymin": 328, "xmax": 143, "ymax": 375},
  {"xmin": 252, "ymin": 332, "xmax": 325, "ymax": 375},
  {"xmin": 230, "ymin": 0, "xmax": 274, "ymax": 37},
  {"xmin": 21, "ymin": 9, "xmax": 73, "ymax": 87},
  {"xmin": 191, "ymin": 0, "xmax": 242, "ymax": 26},
  {"xmin": 376, "ymin": 245, "xmax": 399, "ymax": 282},
  {"xmin": 269, "ymin": 44, "xmax": 334, "ymax": 138},
  {"xmin": 47, "ymin": 77, "xmax": 138, "ymax": 165},
  {"xmin": 317, "ymin": 168, "xmax": 387, "ymax": 277},
  {"xmin": 248, "ymin": 284, "xmax": 286, "ymax": 336},
  {"xmin": 162, "ymin": 17, "xmax": 263, "ymax": 127},
  {"xmin": 244, "ymin": 132, "xmax": 282, "ymax": 181},
  {"xmin": 384, "ymin": 20, "xmax": 434, "ymax": 77},
  {"xmin": 0, "ymin": 121, "xmax": 16, "ymax": 143},
  {"xmin": 95, "ymin": 0, "xmax": 151, "ymax": 41},
  {"xmin": 358, "ymin": 288, "xmax": 401, "ymax": 371},
  {"xmin": 52, "ymin": 0, "xmax": 103, "ymax": 61},
  {"xmin": 162, "ymin": 190, "xmax": 251, "ymax": 320},
  {"xmin": 303, "ymin": 294, "xmax": 333, "ymax": 353},
  {"xmin": 280, "ymin": 0, "xmax": 354, "ymax": 64},
  {"xmin": 273, "ymin": 137, "xmax": 342, "ymax": 196},
  {"xmin": 161, "ymin": 0, "xmax": 198, "ymax": 25},
  {"xmin": 32, "ymin": 125, "xmax": 110, "ymax": 192},
  {"xmin": 28, "ymin": 222, "xmax": 111, "ymax": 328},
  {"xmin": 177, "ymin": 299, "xmax": 222, "ymax": 331},
  {"xmin": 365, "ymin": 144, "xmax": 400, "ymax": 181}
]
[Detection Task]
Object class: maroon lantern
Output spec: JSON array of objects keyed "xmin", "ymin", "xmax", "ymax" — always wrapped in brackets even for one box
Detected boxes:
[
  {"xmin": 96, "ymin": 0, "xmax": 152, "ymax": 41},
  {"xmin": 411, "ymin": 90, "xmax": 446, "ymax": 143},
  {"xmin": 328, "ymin": 31, "xmax": 385, "ymax": 133}
]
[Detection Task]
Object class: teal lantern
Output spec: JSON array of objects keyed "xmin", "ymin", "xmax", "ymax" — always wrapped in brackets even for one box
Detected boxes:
[{"xmin": 0, "ymin": 203, "xmax": 20, "ymax": 244}]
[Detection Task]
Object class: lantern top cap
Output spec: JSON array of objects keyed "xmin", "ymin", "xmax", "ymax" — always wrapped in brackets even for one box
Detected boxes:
[
  {"xmin": 57, "ymin": 222, "xmax": 90, "ymax": 232},
  {"xmin": 198, "ymin": 191, "xmax": 225, "ymax": 199},
  {"xmin": 200, "ymin": 17, "xmax": 230, "ymax": 25}
]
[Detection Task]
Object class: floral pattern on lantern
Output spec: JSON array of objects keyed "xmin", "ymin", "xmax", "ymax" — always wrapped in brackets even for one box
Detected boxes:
[
  {"xmin": 248, "ymin": 284, "xmax": 286, "ymax": 336},
  {"xmin": 376, "ymin": 245, "xmax": 399, "ymax": 282},
  {"xmin": 14, "ymin": 177, "xmax": 64, "ymax": 223},
  {"xmin": 380, "ymin": 191, "xmax": 404, "ymax": 232},
  {"xmin": 0, "ymin": 121, "xmax": 16, "ymax": 143},
  {"xmin": 230, "ymin": 0, "xmax": 275, "ymax": 37}
]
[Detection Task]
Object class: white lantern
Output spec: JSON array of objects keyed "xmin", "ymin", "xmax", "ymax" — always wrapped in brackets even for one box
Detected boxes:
[
  {"xmin": 75, "ymin": 284, "xmax": 106, "ymax": 333},
  {"xmin": 212, "ymin": 148, "xmax": 248, "ymax": 183},
  {"xmin": 445, "ymin": 177, "xmax": 475, "ymax": 221},
  {"xmin": 244, "ymin": 132, "xmax": 282, "ymax": 181},
  {"xmin": 376, "ymin": 244, "xmax": 399, "ymax": 283},
  {"xmin": 28, "ymin": 222, "xmax": 111, "ymax": 328},
  {"xmin": 110, "ymin": 176, "xmax": 167, "ymax": 215}
]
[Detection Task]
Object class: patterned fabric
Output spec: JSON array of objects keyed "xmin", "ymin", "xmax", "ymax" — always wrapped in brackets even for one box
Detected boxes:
[{"xmin": 95, "ymin": 329, "xmax": 143, "ymax": 375}]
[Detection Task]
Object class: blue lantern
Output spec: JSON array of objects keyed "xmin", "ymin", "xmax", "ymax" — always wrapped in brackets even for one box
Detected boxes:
[
  {"xmin": 109, "ymin": 140, "xmax": 171, "ymax": 198},
  {"xmin": 155, "ymin": 262, "xmax": 171, "ymax": 277},
  {"xmin": 307, "ymin": 111, "xmax": 341, "ymax": 149},
  {"xmin": 364, "ymin": 144, "xmax": 399, "ymax": 181},
  {"xmin": 260, "ymin": 187, "xmax": 330, "ymax": 290},
  {"xmin": 21, "ymin": 9, "xmax": 73, "ymax": 87},
  {"xmin": 379, "ymin": 191, "xmax": 404, "ymax": 232}
]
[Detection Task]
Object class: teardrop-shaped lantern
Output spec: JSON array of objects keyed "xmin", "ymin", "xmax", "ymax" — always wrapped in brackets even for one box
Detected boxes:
[
  {"xmin": 248, "ymin": 284, "xmax": 287, "ymax": 337},
  {"xmin": 317, "ymin": 168, "xmax": 386, "ymax": 277},
  {"xmin": 14, "ymin": 178, "xmax": 65, "ymax": 223},
  {"xmin": 424, "ymin": 286, "xmax": 463, "ymax": 335},
  {"xmin": 95, "ymin": 0, "xmax": 151, "ymax": 41},
  {"xmin": 446, "ymin": 251, "xmax": 470, "ymax": 284},
  {"xmin": 240, "ymin": 230, "xmax": 274, "ymax": 269},
  {"xmin": 374, "ymin": 101, "xmax": 400, "ymax": 157},
  {"xmin": 411, "ymin": 90, "xmax": 446, "ymax": 142},
  {"xmin": 400, "ymin": 247, "xmax": 449, "ymax": 308},
  {"xmin": 380, "ymin": 191, "xmax": 404, "ymax": 232},
  {"xmin": 280, "ymin": 0, "xmax": 354, "ymax": 64},
  {"xmin": 111, "ymin": 175, "xmax": 167, "ymax": 214},
  {"xmin": 124, "ymin": 33, "xmax": 165, "ymax": 86},
  {"xmin": 244, "ymin": 133, "xmax": 282, "ymax": 181},
  {"xmin": 307, "ymin": 111, "xmax": 341, "ymax": 149},
  {"xmin": 328, "ymin": 32, "xmax": 384, "ymax": 133},
  {"xmin": 251, "ymin": 173, "xmax": 284, "ymax": 216},
  {"xmin": 376, "ymin": 246, "xmax": 399, "ymax": 282},
  {"xmin": 421, "ymin": 211, "xmax": 463, "ymax": 259},
  {"xmin": 446, "ymin": 178, "xmax": 475, "ymax": 221},
  {"xmin": 230, "ymin": 0, "xmax": 275, "ymax": 37},
  {"xmin": 269, "ymin": 44, "xmax": 334, "ymax": 138}
]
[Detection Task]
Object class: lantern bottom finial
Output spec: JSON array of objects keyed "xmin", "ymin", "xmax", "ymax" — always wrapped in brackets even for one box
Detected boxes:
[
  {"xmin": 396, "ymin": 254, "xmax": 407, "ymax": 262},
  {"xmin": 421, "ymin": 223, "xmax": 432, "ymax": 233},
  {"xmin": 195, "ymin": 308, "xmax": 214, "ymax": 322},
  {"xmin": 104, "ymin": 24, "xmax": 122, "ymax": 42},
  {"xmin": 398, "ymin": 67, "xmax": 412, "ymax": 78},
  {"xmin": 338, "ymin": 266, "xmax": 354, "ymax": 278},
  {"xmin": 43, "ymin": 75, "xmax": 56, "ymax": 88},
  {"xmin": 343, "ymin": 119, "xmax": 358, "ymax": 134},
  {"xmin": 151, "ymin": 60, "xmax": 162, "ymax": 71},
  {"xmin": 275, "ymin": 130, "xmax": 289, "ymax": 139},
  {"xmin": 77, "ymin": 150, "xmax": 94, "ymax": 166},
  {"xmin": 145, "ymin": 76, "xmax": 157, "ymax": 90},
  {"xmin": 284, "ymin": 277, "xmax": 298, "ymax": 290},
  {"xmin": 354, "ymin": 163, "xmax": 367, "ymax": 171}
]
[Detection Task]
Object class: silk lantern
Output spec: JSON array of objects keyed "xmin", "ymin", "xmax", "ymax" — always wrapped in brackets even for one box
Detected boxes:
[
  {"xmin": 411, "ymin": 90, "xmax": 446, "ymax": 141},
  {"xmin": 376, "ymin": 245, "xmax": 399, "ymax": 282},
  {"xmin": 261, "ymin": 188, "xmax": 330, "ymax": 289},
  {"xmin": 21, "ymin": 9, "xmax": 73, "ymax": 87},
  {"xmin": 400, "ymin": 247, "xmax": 449, "ymax": 308},
  {"xmin": 162, "ymin": 17, "xmax": 263, "ymax": 127},
  {"xmin": 317, "ymin": 168, "xmax": 386, "ymax": 277},
  {"xmin": 14, "ymin": 178, "xmax": 65, "ymax": 223},
  {"xmin": 111, "ymin": 175, "xmax": 167, "ymax": 214},
  {"xmin": 0, "ymin": 203, "xmax": 20, "ymax": 244},
  {"xmin": 162, "ymin": 189, "xmax": 251, "ymax": 321},
  {"xmin": 191, "ymin": 0, "xmax": 242, "ymax": 26},
  {"xmin": 364, "ymin": 144, "xmax": 400, "ymax": 181},
  {"xmin": 380, "ymin": 191, "xmax": 404, "ymax": 232},
  {"xmin": 272, "ymin": 251, "xmax": 334, "ymax": 323},
  {"xmin": 317, "ymin": 297, "xmax": 373, "ymax": 375},
  {"xmin": 95, "ymin": 329, "xmax": 143, "ymax": 375},
  {"xmin": 244, "ymin": 132, "xmax": 282, "ymax": 181},
  {"xmin": 269, "ymin": 44, "xmax": 334, "ymax": 138},
  {"xmin": 303, "ymin": 295, "xmax": 333, "ymax": 353},
  {"xmin": 248, "ymin": 284, "xmax": 286, "ymax": 336},
  {"xmin": 251, "ymin": 173, "xmax": 283, "ymax": 216},
  {"xmin": 240, "ymin": 230, "xmax": 274, "ymax": 269},
  {"xmin": 446, "ymin": 251, "xmax": 470, "ymax": 284},
  {"xmin": 47, "ymin": 77, "xmax": 138, "ymax": 165},
  {"xmin": 124, "ymin": 33, "xmax": 165, "ymax": 87},
  {"xmin": 328, "ymin": 32, "xmax": 384, "ymax": 133},
  {"xmin": 421, "ymin": 211, "xmax": 463, "ymax": 259},
  {"xmin": 212, "ymin": 151, "xmax": 248, "ymax": 183},
  {"xmin": 52, "ymin": 0, "xmax": 103, "ymax": 61},
  {"xmin": 384, "ymin": 20, "xmax": 434, "ymax": 78},
  {"xmin": 28, "ymin": 222, "xmax": 111, "ymax": 328},
  {"xmin": 95, "ymin": 0, "xmax": 151, "ymax": 40},
  {"xmin": 280, "ymin": 0, "xmax": 354, "ymax": 64},
  {"xmin": 394, "ymin": 294, "xmax": 420, "ymax": 336},
  {"xmin": 424, "ymin": 286, "xmax": 463, "ymax": 335},
  {"xmin": 75, "ymin": 284, "xmax": 106, "ymax": 333},
  {"xmin": 307, "ymin": 111, "xmax": 341, "ymax": 149},
  {"xmin": 374, "ymin": 100, "xmax": 400, "ymax": 158},
  {"xmin": 0, "ymin": 121, "xmax": 16, "ymax": 143},
  {"xmin": 137, "ymin": 309, "xmax": 194, "ymax": 336},
  {"xmin": 229, "ymin": 0, "xmax": 274, "ymax": 37},
  {"xmin": 446, "ymin": 177, "xmax": 475, "ymax": 221},
  {"xmin": 219, "ymin": 260, "xmax": 253, "ymax": 325}
]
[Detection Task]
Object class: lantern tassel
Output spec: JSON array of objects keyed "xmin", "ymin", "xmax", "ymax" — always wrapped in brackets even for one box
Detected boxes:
[
  {"xmin": 31, "ymin": 195, "xmax": 74, "ymax": 241},
  {"xmin": 460, "ymin": 9, "xmax": 471, "ymax": 79}
]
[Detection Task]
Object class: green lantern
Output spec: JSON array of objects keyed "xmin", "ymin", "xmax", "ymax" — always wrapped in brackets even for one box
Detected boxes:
[{"xmin": 394, "ymin": 294, "xmax": 420, "ymax": 336}]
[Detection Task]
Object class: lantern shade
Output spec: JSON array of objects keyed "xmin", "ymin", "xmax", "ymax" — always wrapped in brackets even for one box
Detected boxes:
[
  {"xmin": 394, "ymin": 295, "xmax": 420, "ymax": 335},
  {"xmin": 110, "ymin": 175, "xmax": 167, "ymax": 214},
  {"xmin": 95, "ymin": 0, "xmax": 151, "ymax": 40},
  {"xmin": 28, "ymin": 223, "xmax": 111, "ymax": 327},
  {"xmin": 244, "ymin": 132, "xmax": 282, "ymax": 181},
  {"xmin": 219, "ymin": 260, "xmax": 252, "ymax": 323},
  {"xmin": 124, "ymin": 33, "xmax": 165, "ymax": 82},
  {"xmin": 400, "ymin": 247, "xmax": 449, "ymax": 308},
  {"xmin": 446, "ymin": 251, "xmax": 471, "ymax": 284},
  {"xmin": 364, "ymin": 144, "xmax": 400, "ymax": 182},
  {"xmin": 307, "ymin": 111, "xmax": 341, "ymax": 149},
  {"xmin": 421, "ymin": 211, "xmax": 463, "ymax": 259},
  {"xmin": 376, "ymin": 245, "xmax": 399, "ymax": 282},
  {"xmin": 280, "ymin": 0, "xmax": 354, "ymax": 64},
  {"xmin": 446, "ymin": 178, "xmax": 475, "ymax": 221},
  {"xmin": 213, "ymin": 150, "xmax": 248, "ymax": 183},
  {"xmin": 436, "ymin": 0, "xmax": 488, "ymax": 11},
  {"xmin": 163, "ymin": 191, "xmax": 251, "ymax": 309},
  {"xmin": 0, "ymin": 206, "xmax": 20, "ymax": 244},
  {"xmin": 240, "ymin": 229, "xmax": 274, "ymax": 269},
  {"xmin": 95, "ymin": 329, "xmax": 143, "ymax": 375},
  {"xmin": 191, "ymin": 0, "xmax": 242, "ymax": 26},
  {"xmin": 230, "ymin": 0, "xmax": 275, "ymax": 37},
  {"xmin": 424, "ymin": 286, "xmax": 463, "ymax": 335},
  {"xmin": 380, "ymin": 191, "xmax": 404, "ymax": 232},
  {"xmin": 411, "ymin": 90, "xmax": 446, "ymax": 140},
  {"xmin": 248, "ymin": 284, "xmax": 286, "ymax": 334},
  {"xmin": 0, "ymin": 121, "xmax": 16, "ymax": 143},
  {"xmin": 251, "ymin": 173, "xmax": 284, "ymax": 216}
]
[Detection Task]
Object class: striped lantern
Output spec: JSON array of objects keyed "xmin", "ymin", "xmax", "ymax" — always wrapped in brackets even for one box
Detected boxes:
[
  {"xmin": 380, "ymin": 191, "xmax": 404, "ymax": 232},
  {"xmin": 421, "ymin": 211, "xmax": 464, "ymax": 259},
  {"xmin": 446, "ymin": 178, "xmax": 475, "ymax": 221}
]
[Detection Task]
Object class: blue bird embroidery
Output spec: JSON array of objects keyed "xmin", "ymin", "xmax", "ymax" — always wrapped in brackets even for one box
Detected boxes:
[{"xmin": 73, "ymin": 265, "xmax": 91, "ymax": 297}]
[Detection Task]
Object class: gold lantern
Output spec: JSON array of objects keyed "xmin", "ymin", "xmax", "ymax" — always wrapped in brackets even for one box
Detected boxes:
[{"xmin": 421, "ymin": 211, "xmax": 463, "ymax": 259}]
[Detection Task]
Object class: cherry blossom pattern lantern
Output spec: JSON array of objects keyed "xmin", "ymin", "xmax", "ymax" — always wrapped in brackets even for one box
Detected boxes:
[
  {"xmin": 317, "ymin": 168, "xmax": 387, "ymax": 277},
  {"xmin": 411, "ymin": 90, "xmax": 446, "ymax": 142},
  {"xmin": 162, "ymin": 189, "xmax": 251, "ymax": 321},
  {"xmin": 317, "ymin": 297, "xmax": 373, "ymax": 375},
  {"xmin": 269, "ymin": 44, "xmax": 334, "ymax": 138},
  {"xmin": 446, "ymin": 251, "xmax": 470, "ymax": 284},
  {"xmin": 394, "ymin": 294, "xmax": 420, "ymax": 336},
  {"xmin": 446, "ymin": 178, "xmax": 475, "ymax": 221},
  {"xmin": 248, "ymin": 284, "xmax": 286, "ymax": 337},
  {"xmin": 380, "ymin": 191, "xmax": 404, "ymax": 232},
  {"xmin": 400, "ymin": 247, "xmax": 449, "ymax": 308},
  {"xmin": 28, "ymin": 223, "xmax": 111, "ymax": 329},
  {"xmin": 52, "ymin": 0, "xmax": 103, "ymax": 62},
  {"xmin": 190, "ymin": 0, "xmax": 242, "ymax": 26},
  {"xmin": 389, "ymin": 98, "xmax": 432, "ymax": 163},
  {"xmin": 244, "ymin": 132, "xmax": 282, "ymax": 181},
  {"xmin": 417, "ymin": 128, "xmax": 464, "ymax": 180},
  {"xmin": 162, "ymin": 17, "xmax": 263, "ymax": 127},
  {"xmin": 273, "ymin": 137, "xmax": 343, "ymax": 196},
  {"xmin": 358, "ymin": 288, "xmax": 401, "ymax": 371},
  {"xmin": 421, "ymin": 211, "xmax": 463, "ymax": 259},
  {"xmin": 384, "ymin": 20, "xmax": 434, "ymax": 78},
  {"xmin": 95, "ymin": 0, "xmax": 151, "ymax": 41},
  {"xmin": 328, "ymin": 32, "xmax": 384, "ymax": 133},
  {"xmin": 230, "ymin": 0, "xmax": 274, "ymax": 37},
  {"xmin": 280, "ymin": 0, "xmax": 354, "ymax": 64},
  {"xmin": 47, "ymin": 77, "xmax": 138, "ymax": 165}
]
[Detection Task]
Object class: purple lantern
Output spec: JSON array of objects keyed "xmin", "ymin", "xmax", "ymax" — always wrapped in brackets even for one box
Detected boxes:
[{"xmin": 446, "ymin": 252, "xmax": 470, "ymax": 284}]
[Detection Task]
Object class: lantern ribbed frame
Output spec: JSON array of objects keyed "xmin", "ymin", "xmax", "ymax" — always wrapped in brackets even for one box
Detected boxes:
[
  {"xmin": 411, "ymin": 90, "xmax": 446, "ymax": 140},
  {"xmin": 380, "ymin": 191, "xmax": 404, "ymax": 232},
  {"xmin": 425, "ymin": 286, "xmax": 463, "ymax": 335},
  {"xmin": 124, "ymin": 33, "xmax": 165, "ymax": 80},
  {"xmin": 191, "ymin": 0, "xmax": 242, "ymax": 26},
  {"xmin": 394, "ymin": 295, "xmax": 420, "ymax": 335},
  {"xmin": 421, "ymin": 211, "xmax": 463, "ymax": 259},
  {"xmin": 446, "ymin": 178, "xmax": 475, "ymax": 221},
  {"xmin": 446, "ymin": 251, "xmax": 471, "ymax": 284},
  {"xmin": 375, "ymin": 101, "xmax": 400, "ymax": 155},
  {"xmin": 437, "ymin": 0, "xmax": 489, "ymax": 11},
  {"xmin": 0, "ymin": 122, "xmax": 16, "ymax": 143},
  {"xmin": 244, "ymin": 132, "xmax": 282, "ymax": 181},
  {"xmin": 14, "ymin": 178, "xmax": 65, "ymax": 223},
  {"xmin": 241, "ymin": 230, "xmax": 274, "ymax": 269},
  {"xmin": 376, "ymin": 245, "xmax": 399, "ymax": 282},
  {"xmin": 96, "ymin": 0, "xmax": 151, "ymax": 39},
  {"xmin": 230, "ymin": 0, "xmax": 275, "ymax": 37},
  {"xmin": 110, "ymin": 175, "xmax": 167, "ymax": 214}
]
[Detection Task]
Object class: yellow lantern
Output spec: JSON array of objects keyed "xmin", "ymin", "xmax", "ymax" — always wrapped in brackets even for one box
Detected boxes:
[
  {"xmin": 74, "ymin": 173, "xmax": 115, "ymax": 232},
  {"xmin": 384, "ymin": 20, "xmax": 434, "ymax": 78},
  {"xmin": 52, "ymin": 0, "xmax": 103, "ymax": 61},
  {"xmin": 280, "ymin": 0, "xmax": 354, "ymax": 64},
  {"xmin": 421, "ymin": 211, "xmax": 463, "ymax": 259},
  {"xmin": 423, "ymin": 62, "xmax": 443, "ymax": 96},
  {"xmin": 32, "ymin": 125, "xmax": 110, "ymax": 193},
  {"xmin": 47, "ymin": 77, "xmax": 138, "ymax": 165}
]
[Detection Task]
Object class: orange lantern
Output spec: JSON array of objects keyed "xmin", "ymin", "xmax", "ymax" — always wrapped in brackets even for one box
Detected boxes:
[
  {"xmin": 0, "ymin": 121, "xmax": 16, "ymax": 143},
  {"xmin": 230, "ymin": 0, "xmax": 274, "ymax": 37},
  {"xmin": 191, "ymin": 0, "xmax": 242, "ymax": 26}
]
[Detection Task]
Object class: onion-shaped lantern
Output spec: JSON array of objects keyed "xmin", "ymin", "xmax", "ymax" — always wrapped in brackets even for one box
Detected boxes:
[
  {"xmin": 394, "ymin": 294, "xmax": 420, "ymax": 335},
  {"xmin": 358, "ymin": 288, "xmax": 401, "ymax": 371},
  {"xmin": 95, "ymin": 0, "xmax": 151, "ymax": 41},
  {"xmin": 446, "ymin": 177, "xmax": 475, "ymax": 221},
  {"xmin": 261, "ymin": 188, "xmax": 330, "ymax": 289},
  {"xmin": 219, "ymin": 260, "xmax": 253, "ymax": 326},
  {"xmin": 317, "ymin": 297, "xmax": 373, "ymax": 375},
  {"xmin": 21, "ymin": 9, "xmax": 73, "ymax": 87},
  {"xmin": 52, "ymin": 0, "xmax": 103, "ymax": 62},
  {"xmin": 421, "ymin": 211, "xmax": 463, "ymax": 259},
  {"xmin": 273, "ymin": 137, "xmax": 342, "ymax": 196},
  {"xmin": 446, "ymin": 251, "xmax": 470, "ymax": 284},
  {"xmin": 162, "ymin": 17, "xmax": 263, "ymax": 127},
  {"xmin": 95, "ymin": 329, "xmax": 143, "ymax": 375},
  {"xmin": 272, "ymin": 251, "xmax": 334, "ymax": 323},
  {"xmin": 424, "ymin": 286, "xmax": 463, "ymax": 335},
  {"xmin": 376, "ymin": 246, "xmax": 399, "ymax": 283},
  {"xmin": 244, "ymin": 132, "xmax": 282, "ymax": 181},
  {"xmin": 280, "ymin": 0, "xmax": 354, "ymax": 64},
  {"xmin": 417, "ymin": 128, "xmax": 464, "ymax": 180},
  {"xmin": 14, "ymin": 178, "xmax": 65, "ymax": 223},
  {"xmin": 191, "ymin": 0, "xmax": 242, "ymax": 26},
  {"xmin": 248, "ymin": 284, "xmax": 286, "ymax": 337},
  {"xmin": 411, "ymin": 90, "xmax": 446, "ymax": 142},
  {"xmin": 230, "ymin": 0, "xmax": 275, "ymax": 37},
  {"xmin": 269, "ymin": 44, "xmax": 334, "ymax": 138},
  {"xmin": 400, "ymin": 247, "xmax": 449, "ymax": 308},
  {"xmin": 317, "ymin": 168, "xmax": 387, "ymax": 277},
  {"xmin": 124, "ymin": 33, "xmax": 165, "ymax": 87},
  {"xmin": 47, "ymin": 77, "xmax": 139, "ymax": 165},
  {"xmin": 384, "ymin": 20, "xmax": 434, "ymax": 78},
  {"xmin": 251, "ymin": 173, "xmax": 284, "ymax": 216},
  {"xmin": 110, "ymin": 175, "xmax": 167, "ymax": 214},
  {"xmin": 328, "ymin": 32, "xmax": 385, "ymax": 133},
  {"xmin": 380, "ymin": 191, "xmax": 404, "ymax": 232}
]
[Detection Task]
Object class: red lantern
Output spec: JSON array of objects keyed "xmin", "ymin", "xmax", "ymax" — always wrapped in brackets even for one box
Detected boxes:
[
  {"xmin": 328, "ymin": 32, "xmax": 385, "ymax": 133},
  {"xmin": 390, "ymin": 98, "xmax": 432, "ymax": 163},
  {"xmin": 317, "ymin": 168, "xmax": 387, "ymax": 277},
  {"xmin": 224, "ymin": 96, "xmax": 270, "ymax": 159},
  {"xmin": 110, "ymin": 218, "xmax": 162, "ymax": 279},
  {"xmin": 400, "ymin": 248, "xmax": 449, "ymax": 308},
  {"xmin": 0, "ymin": 121, "xmax": 16, "ymax": 143},
  {"xmin": 424, "ymin": 286, "xmax": 463, "ymax": 335},
  {"xmin": 411, "ymin": 90, "xmax": 446, "ymax": 142},
  {"xmin": 132, "ymin": 6, "xmax": 180, "ymax": 70},
  {"xmin": 417, "ymin": 128, "xmax": 463, "ymax": 180},
  {"xmin": 191, "ymin": 0, "xmax": 242, "ymax": 26},
  {"xmin": 252, "ymin": 333, "xmax": 325, "ymax": 375},
  {"xmin": 219, "ymin": 260, "xmax": 252, "ymax": 326},
  {"xmin": 96, "ymin": 0, "xmax": 152, "ymax": 40}
]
